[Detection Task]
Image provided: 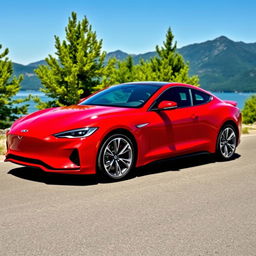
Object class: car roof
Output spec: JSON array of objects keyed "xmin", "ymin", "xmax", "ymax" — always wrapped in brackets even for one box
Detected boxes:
[
  {"xmin": 119, "ymin": 81, "xmax": 202, "ymax": 88},
  {"xmin": 118, "ymin": 82, "xmax": 216, "ymax": 97},
  {"xmin": 120, "ymin": 81, "xmax": 171, "ymax": 87}
]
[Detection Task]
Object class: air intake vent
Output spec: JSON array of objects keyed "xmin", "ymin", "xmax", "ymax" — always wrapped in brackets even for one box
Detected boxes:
[{"xmin": 69, "ymin": 149, "xmax": 80, "ymax": 166}]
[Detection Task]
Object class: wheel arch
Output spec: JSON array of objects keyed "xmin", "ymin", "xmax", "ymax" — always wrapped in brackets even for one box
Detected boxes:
[
  {"xmin": 214, "ymin": 120, "xmax": 239, "ymax": 154},
  {"xmin": 215, "ymin": 120, "xmax": 239, "ymax": 159},
  {"xmin": 219, "ymin": 120, "xmax": 239, "ymax": 145},
  {"xmin": 96, "ymin": 128, "xmax": 138, "ymax": 170}
]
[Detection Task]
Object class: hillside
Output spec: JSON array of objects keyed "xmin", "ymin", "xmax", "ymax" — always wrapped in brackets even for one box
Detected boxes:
[
  {"xmin": 178, "ymin": 36, "xmax": 256, "ymax": 92},
  {"xmin": 13, "ymin": 63, "xmax": 41, "ymax": 90},
  {"xmin": 13, "ymin": 36, "xmax": 256, "ymax": 92}
]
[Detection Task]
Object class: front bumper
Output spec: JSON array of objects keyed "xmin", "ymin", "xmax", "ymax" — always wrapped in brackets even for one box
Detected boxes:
[{"xmin": 5, "ymin": 133, "xmax": 98, "ymax": 174}]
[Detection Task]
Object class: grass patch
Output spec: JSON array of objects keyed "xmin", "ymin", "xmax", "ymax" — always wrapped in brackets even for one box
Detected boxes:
[
  {"xmin": 242, "ymin": 124, "xmax": 256, "ymax": 134},
  {"xmin": 0, "ymin": 135, "xmax": 6, "ymax": 155},
  {"xmin": 242, "ymin": 127, "xmax": 249, "ymax": 134}
]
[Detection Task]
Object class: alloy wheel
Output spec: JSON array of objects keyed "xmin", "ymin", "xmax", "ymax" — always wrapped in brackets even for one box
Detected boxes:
[
  {"xmin": 101, "ymin": 136, "xmax": 134, "ymax": 179},
  {"xmin": 219, "ymin": 126, "xmax": 237, "ymax": 159}
]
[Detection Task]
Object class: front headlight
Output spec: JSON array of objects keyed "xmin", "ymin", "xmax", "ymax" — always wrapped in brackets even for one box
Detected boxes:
[{"xmin": 54, "ymin": 127, "xmax": 98, "ymax": 138}]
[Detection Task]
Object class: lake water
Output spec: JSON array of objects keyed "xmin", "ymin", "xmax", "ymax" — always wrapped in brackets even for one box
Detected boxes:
[
  {"xmin": 211, "ymin": 92, "xmax": 255, "ymax": 109},
  {"xmin": 13, "ymin": 91, "xmax": 50, "ymax": 114},
  {"xmin": 14, "ymin": 91, "xmax": 255, "ymax": 114}
]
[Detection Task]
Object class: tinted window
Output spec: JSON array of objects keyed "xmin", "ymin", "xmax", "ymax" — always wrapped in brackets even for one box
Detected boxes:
[
  {"xmin": 191, "ymin": 89, "xmax": 212, "ymax": 105},
  {"xmin": 80, "ymin": 84, "xmax": 160, "ymax": 108},
  {"xmin": 153, "ymin": 87, "xmax": 192, "ymax": 108}
]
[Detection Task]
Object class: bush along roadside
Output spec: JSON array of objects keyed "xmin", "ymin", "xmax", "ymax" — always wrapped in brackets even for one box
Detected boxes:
[{"xmin": 0, "ymin": 129, "xmax": 8, "ymax": 156}]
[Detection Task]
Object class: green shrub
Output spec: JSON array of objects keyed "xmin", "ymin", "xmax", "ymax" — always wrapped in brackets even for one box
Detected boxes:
[
  {"xmin": 242, "ymin": 127, "xmax": 249, "ymax": 134},
  {"xmin": 0, "ymin": 135, "xmax": 6, "ymax": 155},
  {"xmin": 242, "ymin": 95, "xmax": 256, "ymax": 124}
]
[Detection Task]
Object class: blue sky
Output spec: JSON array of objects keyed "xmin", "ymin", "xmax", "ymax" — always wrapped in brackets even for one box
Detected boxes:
[{"xmin": 0, "ymin": 0, "xmax": 255, "ymax": 64}]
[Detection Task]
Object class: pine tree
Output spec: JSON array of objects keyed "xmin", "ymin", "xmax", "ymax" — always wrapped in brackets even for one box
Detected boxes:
[
  {"xmin": 0, "ymin": 44, "xmax": 28, "ymax": 129},
  {"xmin": 134, "ymin": 59, "xmax": 155, "ymax": 81},
  {"xmin": 96, "ymin": 56, "xmax": 136, "ymax": 90},
  {"xmin": 147, "ymin": 28, "xmax": 199, "ymax": 85},
  {"xmin": 117, "ymin": 56, "xmax": 135, "ymax": 83},
  {"xmin": 98, "ymin": 28, "xmax": 199, "ymax": 87},
  {"xmin": 35, "ymin": 12, "xmax": 109, "ymax": 109}
]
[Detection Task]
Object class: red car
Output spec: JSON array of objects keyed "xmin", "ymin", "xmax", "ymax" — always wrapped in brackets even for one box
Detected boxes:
[{"xmin": 5, "ymin": 82, "xmax": 241, "ymax": 180}]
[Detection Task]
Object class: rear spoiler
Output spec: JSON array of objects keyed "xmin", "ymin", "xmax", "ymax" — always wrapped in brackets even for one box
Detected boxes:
[{"xmin": 224, "ymin": 100, "xmax": 238, "ymax": 107}]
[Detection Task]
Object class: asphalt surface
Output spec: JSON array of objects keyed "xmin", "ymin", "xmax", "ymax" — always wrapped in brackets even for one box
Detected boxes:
[{"xmin": 0, "ymin": 135, "xmax": 256, "ymax": 256}]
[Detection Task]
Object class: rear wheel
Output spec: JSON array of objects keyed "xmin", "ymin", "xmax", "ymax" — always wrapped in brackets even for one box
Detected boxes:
[
  {"xmin": 97, "ymin": 134, "xmax": 135, "ymax": 181},
  {"xmin": 216, "ymin": 124, "xmax": 237, "ymax": 160}
]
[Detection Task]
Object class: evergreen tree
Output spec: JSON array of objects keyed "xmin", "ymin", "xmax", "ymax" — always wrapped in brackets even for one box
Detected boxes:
[
  {"xmin": 0, "ymin": 44, "xmax": 28, "ymax": 129},
  {"xmin": 242, "ymin": 95, "xmax": 256, "ymax": 124},
  {"xmin": 116, "ymin": 55, "xmax": 135, "ymax": 83},
  {"xmin": 96, "ymin": 56, "xmax": 139, "ymax": 90},
  {"xmin": 147, "ymin": 28, "xmax": 199, "ymax": 85},
  {"xmin": 35, "ymin": 12, "xmax": 109, "ymax": 109},
  {"xmin": 134, "ymin": 59, "xmax": 155, "ymax": 81},
  {"xmin": 98, "ymin": 28, "xmax": 199, "ymax": 87}
]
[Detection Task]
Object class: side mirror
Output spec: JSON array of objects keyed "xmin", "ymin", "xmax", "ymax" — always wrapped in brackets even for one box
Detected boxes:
[{"xmin": 157, "ymin": 100, "xmax": 178, "ymax": 111}]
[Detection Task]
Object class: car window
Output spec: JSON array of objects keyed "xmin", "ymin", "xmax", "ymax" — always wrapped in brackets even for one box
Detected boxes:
[
  {"xmin": 80, "ymin": 84, "xmax": 160, "ymax": 108},
  {"xmin": 153, "ymin": 87, "xmax": 192, "ymax": 108},
  {"xmin": 91, "ymin": 88, "xmax": 132, "ymax": 105},
  {"xmin": 191, "ymin": 89, "xmax": 212, "ymax": 106}
]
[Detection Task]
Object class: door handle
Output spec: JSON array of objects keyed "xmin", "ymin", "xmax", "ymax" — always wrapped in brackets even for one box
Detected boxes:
[{"xmin": 191, "ymin": 114, "xmax": 199, "ymax": 120}]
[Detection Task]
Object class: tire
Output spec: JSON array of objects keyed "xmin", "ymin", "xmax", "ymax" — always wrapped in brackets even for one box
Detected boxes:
[
  {"xmin": 216, "ymin": 124, "xmax": 237, "ymax": 161},
  {"xmin": 97, "ymin": 134, "xmax": 135, "ymax": 181}
]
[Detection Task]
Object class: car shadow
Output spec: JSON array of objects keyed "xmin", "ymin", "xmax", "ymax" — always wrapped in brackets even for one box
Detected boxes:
[
  {"xmin": 135, "ymin": 153, "xmax": 241, "ymax": 177},
  {"xmin": 8, "ymin": 153, "xmax": 240, "ymax": 186},
  {"xmin": 8, "ymin": 167, "xmax": 98, "ymax": 186}
]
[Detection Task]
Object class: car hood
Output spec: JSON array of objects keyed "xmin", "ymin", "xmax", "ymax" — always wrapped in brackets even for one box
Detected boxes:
[{"xmin": 10, "ymin": 105, "xmax": 135, "ymax": 137}]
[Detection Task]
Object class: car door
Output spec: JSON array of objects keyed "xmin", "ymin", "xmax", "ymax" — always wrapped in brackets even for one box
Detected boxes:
[
  {"xmin": 189, "ymin": 88, "xmax": 215, "ymax": 150},
  {"xmin": 145, "ymin": 86, "xmax": 197, "ymax": 159}
]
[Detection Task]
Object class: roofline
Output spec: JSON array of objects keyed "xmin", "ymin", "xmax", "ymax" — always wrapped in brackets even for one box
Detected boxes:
[
  {"xmin": 119, "ymin": 81, "xmax": 171, "ymax": 87},
  {"xmin": 115, "ymin": 81, "xmax": 212, "ymax": 94},
  {"xmin": 118, "ymin": 81, "xmax": 204, "ymax": 88}
]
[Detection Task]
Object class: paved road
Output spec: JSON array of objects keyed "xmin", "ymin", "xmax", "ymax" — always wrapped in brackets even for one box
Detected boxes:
[{"xmin": 0, "ymin": 135, "xmax": 256, "ymax": 256}]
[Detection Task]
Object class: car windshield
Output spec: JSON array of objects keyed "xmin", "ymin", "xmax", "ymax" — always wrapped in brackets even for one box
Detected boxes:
[{"xmin": 79, "ymin": 84, "xmax": 160, "ymax": 108}]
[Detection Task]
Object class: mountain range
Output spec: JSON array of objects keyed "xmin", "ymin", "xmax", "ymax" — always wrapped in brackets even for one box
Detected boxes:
[{"xmin": 13, "ymin": 36, "xmax": 256, "ymax": 92}]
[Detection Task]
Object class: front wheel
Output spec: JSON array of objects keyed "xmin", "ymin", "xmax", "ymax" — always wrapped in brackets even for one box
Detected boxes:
[
  {"xmin": 97, "ymin": 134, "xmax": 135, "ymax": 181},
  {"xmin": 216, "ymin": 124, "xmax": 237, "ymax": 160}
]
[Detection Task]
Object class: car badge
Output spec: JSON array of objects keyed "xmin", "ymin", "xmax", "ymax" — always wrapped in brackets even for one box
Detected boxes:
[{"xmin": 21, "ymin": 129, "xmax": 29, "ymax": 133}]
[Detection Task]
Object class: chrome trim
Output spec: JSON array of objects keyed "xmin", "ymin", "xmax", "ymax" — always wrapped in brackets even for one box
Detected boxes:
[
  {"xmin": 136, "ymin": 123, "xmax": 149, "ymax": 128},
  {"xmin": 189, "ymin": 89, "xmax": 193, "ymax": 105}
]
